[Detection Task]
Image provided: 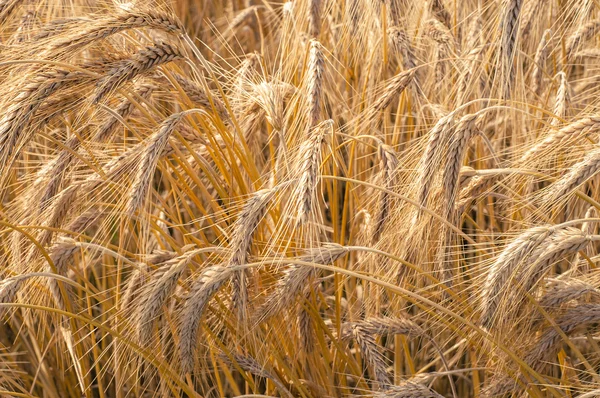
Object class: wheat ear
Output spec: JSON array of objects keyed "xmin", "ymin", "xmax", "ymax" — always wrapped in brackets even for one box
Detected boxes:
[
  {"xmin": 293, "ymin": 120, "xmax": 330, "ymax": 226},
  {"xmin": 498, "ymin": 0, "xmax": 523, "ymax": 98},
  {"xmin": 136, "ymin": 248, "xmax": 197, "ymax": 343},
  {"xmin": 520, "ymin": 115, "xmax": 600, "ymax": 163},
  {"xmin": 93, "ymin": 41, "xmax": 184, "ymax": 104},
  {"xmin": 531, "ymin": 29, "xmax": 550, "ymax": 97},
  {"xmin": 519, "ymin": 0, "xmax": 541, "ymax": 42},
  {"xmin": 308, "ymin": 0, "xmax": 322, "ymax": 38},
  {"xmin": 306, "ymin": 39, "xmax": 324, "ymax": 129},
  {"xmin": 95, "ymin": 83, "xmax": 155, "ymax": 142},
  {"xmin": 551, "ymin": 71, "xmax": 570, "ymax": 126},
  {"xmin": 372, "ymin": 144, "xmax": 399, "ymax": 241},
  {"xmin": 525, "ymin": 303, "xmax": 600, "ymax": 371},
  {"xmin": 125, "ymin": 112, "xmax": 185, "ymax": 217},
  {"xmin": 178, "ymin": 265, "xmax": 229, "ymax": 374},
  {"xmin": 374, "ymin": 382, "xmax": 444, "ymax": 398},
  {"xmin": 256, "ymin": 243, "xmax": 350, "ymax": 322},
  {"xmin": 388, "ymin": 27, "xmax": 417, "ymax": 70},
  {"xmin": 371, "ymin": 69, "xmax": 415, "ymax": 114},
  {"xmin": 544, "ymin": 146, "xmax": 600, "ymax": 205},
  {"xmin": 539, "ymin": 278, "xmax": 600, "ymax": 310},
  {"xmin": 566, "ymin": 20, "xmax": 600, "ymax": 61},
  {"xmin": 227, "ymin": 189, "xmax": 274, "ymax": 318},
  {"xmin": 48, "ymin": 10, "xmax": 183, "ymax": 53},
  {"xmin": 222, "ymin": 353, "xmax": 294, "ymax": 398},
  {"xmin": 480, "ymin": 225, "xmax": 554, "ymax": 329}
]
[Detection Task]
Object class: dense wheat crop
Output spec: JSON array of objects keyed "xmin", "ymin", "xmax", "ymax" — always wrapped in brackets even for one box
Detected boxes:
[{"xmin": 5, "ymin": 0, "xmax": 600, "ymax": 396}]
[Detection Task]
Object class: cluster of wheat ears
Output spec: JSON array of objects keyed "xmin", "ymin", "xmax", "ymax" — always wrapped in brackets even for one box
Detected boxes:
[{"xmin": 5, "ymin": 0, "xmax": 600, "ymax": 397}]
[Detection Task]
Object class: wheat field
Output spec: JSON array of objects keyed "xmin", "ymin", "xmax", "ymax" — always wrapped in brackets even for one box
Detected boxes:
[{"xmin": 3, "ymin": 0, "xmax": 600, "ymax": 397}]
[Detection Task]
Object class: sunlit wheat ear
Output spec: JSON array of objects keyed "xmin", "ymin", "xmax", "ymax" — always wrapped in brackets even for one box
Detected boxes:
[
  {"xmin": 298, "ymin": 295, "xmax": 315, "ymax": 353},
  {"xmin": 498, "ymin": 0, "xmax": 523, "ymax": 99},
  {"xmin": 456, "ymin": 174, "xmax": 495, "ymax": 214},
  {"xmin": 178, "ymin": 265, "xmax": 230, "ymax": 374},
  {"xmin": 34, "ymin": 135, "xmax": 80, "ymax": 210},
  {"xmin": 0, "ymin": 277, "xmax": 22, "ymax": 318},
  {"xmin": 136, "ymin": 248, "xmax": 197, "ymax": 343},
  {"xmin": 360, "ymin": 316, "xmax": 424, "ymax": 338},
  {"xmin": 0, "ymin": 68, "xmax": 92, "ymax": 178},
  {"xmin": 227, "ymin": 189, "xmax": 274, "ymax": 318},
  {"xmin": 372, "ymin": 144, "xmax": 399, "ymax": 242},
  {"xmin": 47, "ymin": 10, "xmax": 183, "ymax": 54},
  {"xmin": 255, "ymin": 243, "xmax": 350, "ymax": 322},
  {"xmin": 95, "ymin": 83, "xmax": 155, "ymax": 142},
  {"xmin": 48, "ymin": 239, "xmax": 79, "ymax": 276},
  {"xmin": 343, "ymin": 323, "xmax": 389, "ymax": 387},
  {"xmin": 121, "ymin": 263, "xmax": 150, "ymax": 310},
  {"xmin": 425, "ymin": 18, "xmax": 454, "ymax": 92},
  {"xmin": 125, "ymin": 112, "xmax": 185, "ymax": 217},
  {"xmin": 524, "ymin": 303, "xmax": 600, "ymax": 372},
  {"xmin": 308, "ymin": 0, "xmax": 322, "ymax": 38},
  {"xmin": 293, "ymin": 119, "xmax": 330, "ymax": 226},
  {"xmin": 518, "ymin": 0, "xmax": 541, "ymax": 43},
  {"xmin": 416, "ymin": 112, "xmax": 455, "ymax": 211},
  {"xmin": 480, "ymin": 225, "xmax": 554, "ymax": 329},
  {"xmin": 39, "ymin": 185, "xmax": 79, "ymax": 246},
  {"xmin": 93, "ymin": 41, "xmax": 184, "ymax": 104},
  {"xmin": 566, "ymin": 20, "xmax": 600, "ymax": 61},
  {"xmin": 429, "ymin": 0, "xmax": 451, "ymax": 30},
  {"xmin": 480, "ymin": 378, "xmax": 519, "ymax": 398},
  {"xmin": 573, "ymin": 206, "xmax": 597, "ymax": 273},
  {"xmin": 425, "ymin": 18, "xmax": 454, "ymax": 48},
  {"xmin": 551, "ymin": 71, "xmax": 570, "ymax": 126},
  {"xmin": 374, "ymin": 382, "xmax": 444, "ymax": 398},
  {"xmin": 504, "ymin": 228, "xmax": 591, "ymax": 317},
  {"xmin": 167, "ymin": 73, "xmax": 229, "ymax": 122},
  {"xmin": 520, "ymin": 115, "xmax": 600, "ymax": 164},
  {"xmin": 544, "ymin": 146, "xmax": 600, "ymax": 205},
  {"xmin": 538, "ymin": 278, "xmax": 600, "ymax": 311},
  {"xmin": 457, "ymin": 44, "xmax": 485, "ymax": 106},
  {"xmin": 65, "ymin": 208, "xmax": 102, "ymax": 235},
  {"xmin": 370, "ymin": 68, "xmax": 415, "ymax": 114},
  {"xmin": 0, "ymin": 0, "xmax": 25, "ymax": 24},
  {"xmin": 306, "ymin": 39, "xmax": 324, "ymax": 129},
  {"xmin": 441, "ymin": 113, "xmax": 481, "ymax": 220},
  {"xmin": 221, "ymin": 353, "xmax": 294, "ymax": 398},
  {"xmin": 388, "ymin": 27, "xmax": 417, "ymax": 70},
  {"xmin": 531, "ymin": 29, "xmax": 550, "ymax": 97}
]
